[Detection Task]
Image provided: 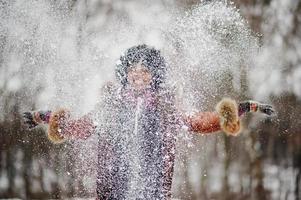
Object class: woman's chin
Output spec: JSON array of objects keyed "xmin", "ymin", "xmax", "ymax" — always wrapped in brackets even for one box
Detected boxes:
[{"xmin": 131, "ymin": 84, "xmax": 150, "ymax": 91}]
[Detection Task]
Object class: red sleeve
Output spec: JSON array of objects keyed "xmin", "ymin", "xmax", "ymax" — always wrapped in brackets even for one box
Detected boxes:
[
  {"xmin": 181, "ymin": 98, "xmax": 242, "ymax": 136},
  {"xmin": 62, "ymin": 114, "xmax": 96, "ymax": 140},
  {"xmin": 48, "ymin": 109, "xmax": 96, "ymax": 142},
  {"xmin": 184, "ymin": 112, "xmax": 221, "ymax": 134}
]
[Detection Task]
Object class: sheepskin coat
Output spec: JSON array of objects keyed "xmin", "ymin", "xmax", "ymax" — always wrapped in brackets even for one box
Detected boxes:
[
  {"xmin": 46, "ymin": 44, "xmax": 242, "ymax": 199},
  {"xmin": 92, "ymin": 85, "xmax": 180, "ymax": 199},
  {"xmin": 47, "ymin": 82, "xmax": 241, "ymax": 200}
]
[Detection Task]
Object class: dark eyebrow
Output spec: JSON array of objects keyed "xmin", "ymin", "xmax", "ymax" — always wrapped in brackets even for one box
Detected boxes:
[{"xmin": 141, "ymin": 68, "xmax": 149, "ymax": 72}]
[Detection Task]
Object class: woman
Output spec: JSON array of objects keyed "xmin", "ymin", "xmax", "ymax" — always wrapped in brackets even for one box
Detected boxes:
[{"xmin": 23, "ymin": 44, "xmax": 274, "ymax": 199}]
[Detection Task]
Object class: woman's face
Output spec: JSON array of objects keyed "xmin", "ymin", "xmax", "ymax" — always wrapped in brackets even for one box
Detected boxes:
[{"xmin": 127, "ymin": 64, "xmax": 152, "ymax": 91}]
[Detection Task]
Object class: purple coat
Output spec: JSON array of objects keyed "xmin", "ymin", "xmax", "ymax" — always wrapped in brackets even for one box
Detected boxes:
[
  {"xmin": 91, "ymin": 85, "xmax": 180, "ymax": 199},
  {"xmin": 51, "ymin": 84, "xmax": 180, "ymax": 199}
]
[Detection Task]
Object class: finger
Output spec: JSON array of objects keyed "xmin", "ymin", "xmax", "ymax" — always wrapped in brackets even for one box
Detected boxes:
[
  {"xmin": 265, "ymin": 105, "xmax": 273, "ymax": 109},
  {"xmin": 265, "ymin": 108, "xmax": 275, "ymax": 116},
  {"xmin": 23, "ymin": 116, "xmax": 32, "ymax": 122},
  {"xmin": 23, "ymin": 112, "xmax": 33, "ymax": 120},
  {"xmin": 265, "ymin": 110, "xmax": 272, "ymax": 115},
  {"xmin": 24, "ymin": 120, "xmax": 36, "ymax": 126},
  {"xmin": 23, "ymin": 119, "xmax": 34, "ymax": 125},
  {"xmin": 23, "ymin": 122, "xmax": 33, "ymax": 129},
  {"xmin": 27, "ymin": 122, "xmax": 37, "ymax": 129},
  {"xmin": 260, "ymin": 104, "xmax": 273, "ymax": 111},
  {"xmin": 23, "ymin": 112, "xmax": 32, "ymax": 117},
  {"xmin": 28, "ymin": 125, "xmax": 36, "ymax": 129},
  {"xmin": 23, "ymin": 118, "xmax": 38, "ymax": 128},
  {"xmin": 263, "ymin": 108, "xmax": 271, "ymax": 113},
  {"xmin": 24, "ymin": 119, "xmax": 31, "ymax": 124}
]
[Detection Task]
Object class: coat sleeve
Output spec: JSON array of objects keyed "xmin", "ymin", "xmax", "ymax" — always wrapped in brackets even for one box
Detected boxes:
[
  {"xmin": 184, "ymin": 98, "xmax": 242, "ymax": 136},
  {"xmin": 46, "ymin": 83, "xmax": 116, "ymax": 143},
  {"xmin": 184, "ymin": 111, "xmax": 221, "ymax": 134},
  {"xmin": 47, "ymin": 109, "xmax": 96, "ymax": 143}
]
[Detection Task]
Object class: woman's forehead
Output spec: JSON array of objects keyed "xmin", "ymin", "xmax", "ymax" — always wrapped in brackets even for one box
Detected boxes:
[{"xmin": 128, "ymin": 63, "xmax": 149, "ymax": 72}]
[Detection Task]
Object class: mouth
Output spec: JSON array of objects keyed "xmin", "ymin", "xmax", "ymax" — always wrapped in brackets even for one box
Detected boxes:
[
  {"xmin": 131, "ymin": 78, "xmax": 151, "ymax": 90},
  {"xmin": 134, "ymin": 79, "xmax": 144, "ymax": 85}
]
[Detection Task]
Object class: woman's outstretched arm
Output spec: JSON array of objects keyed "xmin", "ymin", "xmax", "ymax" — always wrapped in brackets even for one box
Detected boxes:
[
  {"xmin": 183, "ymin": 98, "xmax": 275, "ymax": 136},
  {"xmin": 23, "ymin": 109, "xmax": 96, "ymax": 143},
  {"xmin": 22, "ymin": 83, "xmax": 115, "ymax": 143}
]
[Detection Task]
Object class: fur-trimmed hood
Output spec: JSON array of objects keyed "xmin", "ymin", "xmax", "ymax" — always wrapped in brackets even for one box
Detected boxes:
[{"xmin": 115, "ymin": 44, "xmax": 167, "ymax": 90}]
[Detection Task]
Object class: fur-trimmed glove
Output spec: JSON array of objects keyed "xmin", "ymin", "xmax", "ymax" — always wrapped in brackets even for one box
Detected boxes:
[
  {"xmin": 238, "ymin": 101, "xmax": 275, "ymax": 116},
  {"xmin": 23, "ymin": 110, "xmax": 52, "ymax": 129},
  {"xmin": 216, "ymin": 98, "xmax": 241, "ymax": 136},
  {"xmin": 215, "ymin": 98, "xmax": 275, "ymax": 136},
  {"xmin": 23, "ymin": 109, "xmax": 67, "ymax": 143}
]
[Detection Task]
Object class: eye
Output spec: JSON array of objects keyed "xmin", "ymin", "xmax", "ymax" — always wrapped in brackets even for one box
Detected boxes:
[{"xmin": 142, "ymin": 70, "xmax": 149, "ymax": 74}]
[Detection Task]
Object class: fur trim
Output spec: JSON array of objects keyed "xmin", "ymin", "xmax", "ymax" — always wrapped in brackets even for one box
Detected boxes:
[
  {"xmin": 47, "ymin": 109, "xmax": 70, "ymax": 143},
  {"xmin": 216, "ymin": 98, "xmax": 242, "ymax": 136}
]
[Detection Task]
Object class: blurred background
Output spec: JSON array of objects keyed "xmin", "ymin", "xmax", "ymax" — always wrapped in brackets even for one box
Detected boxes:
[{"xmin": 0, "ymin": 0, "xmax": 301, "ymax": 199}]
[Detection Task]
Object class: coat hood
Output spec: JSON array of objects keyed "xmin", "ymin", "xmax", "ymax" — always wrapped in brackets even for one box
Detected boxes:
[{"xmin": 115, "ymin": 44, "xmax": 167, "ymax": 90}]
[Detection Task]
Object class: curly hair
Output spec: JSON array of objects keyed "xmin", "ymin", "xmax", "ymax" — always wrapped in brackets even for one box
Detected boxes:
[{"xmin": 115, "ymin": 44, "xmax": 167, "ymax": 90}]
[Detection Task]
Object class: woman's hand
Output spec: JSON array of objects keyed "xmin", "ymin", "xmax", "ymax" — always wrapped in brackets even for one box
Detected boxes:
[
  {"xmin": 23, "ymin": 112, "xmax": 39, "ymax": 129},
  {"xmin": 258, "ymin": 103, "xmax": 275, "ymax": 115},
  {"xmin": 22, "ymin": 110, "xmax": 51, "ymax": 129},
  {"xmin": 238, "ymin": 101, "xmax": 275, "ymax": 116}
]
